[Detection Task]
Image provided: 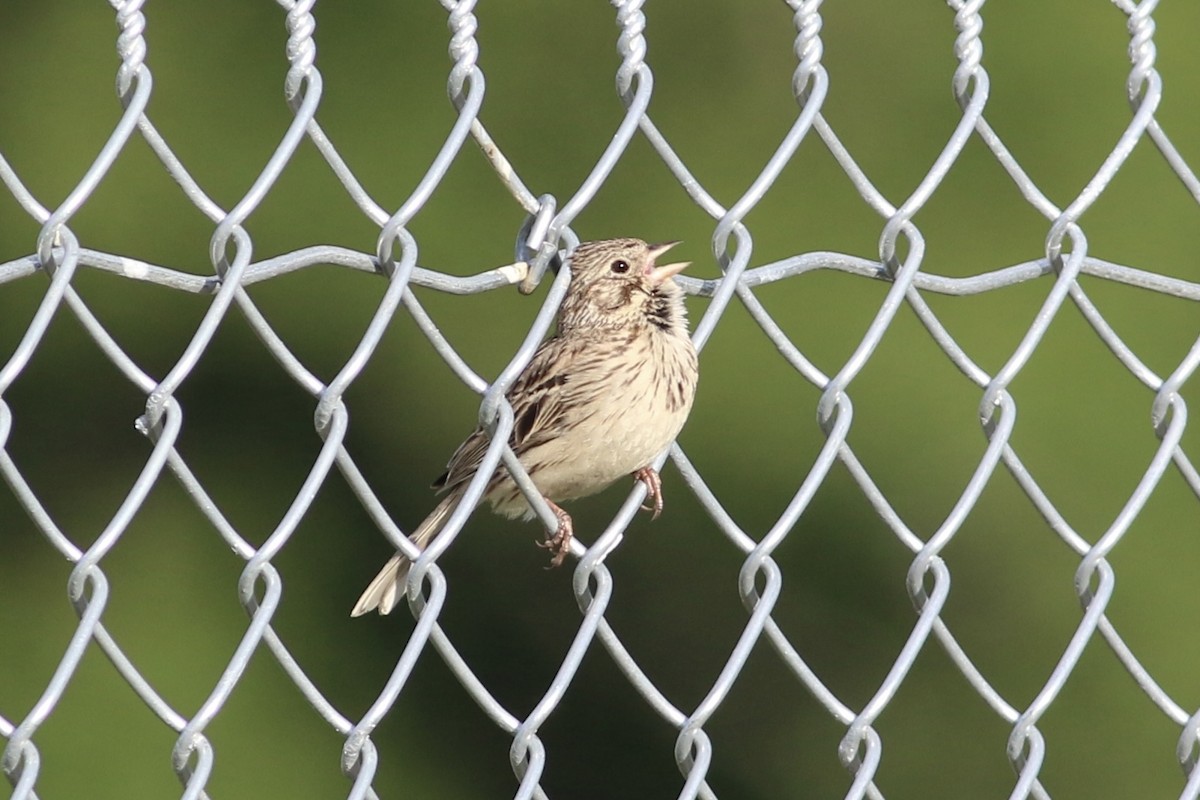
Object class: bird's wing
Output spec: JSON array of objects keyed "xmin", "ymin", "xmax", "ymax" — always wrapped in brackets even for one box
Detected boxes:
[{"xmin": 434, "ymin": 336, "xmax": 582, "ymax": 492}]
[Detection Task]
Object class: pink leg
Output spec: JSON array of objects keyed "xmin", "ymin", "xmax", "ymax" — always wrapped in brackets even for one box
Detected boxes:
[
  {"xmin": 634, "ymin": 467, "xmax": 663, "ymax": 519},
  {"xmin": 535, "ymin": 498, "xmax": 574, "ymax": 568}
]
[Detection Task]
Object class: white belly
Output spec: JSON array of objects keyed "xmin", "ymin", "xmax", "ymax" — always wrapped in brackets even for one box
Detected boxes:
[{"xmin": 504, "ymin": 333, "xmax": 696, "ymax": 507}]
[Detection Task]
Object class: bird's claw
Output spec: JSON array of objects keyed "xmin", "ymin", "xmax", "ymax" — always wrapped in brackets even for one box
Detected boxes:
[
  {"xmin": 536, "ymin": 500, "xmax": 574, "ymax": 568},
  {"xmin": 634, "ymin": 467, "xmax": 664, "ymax": 519}
]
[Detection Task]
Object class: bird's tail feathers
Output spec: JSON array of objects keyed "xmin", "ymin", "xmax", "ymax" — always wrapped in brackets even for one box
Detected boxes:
[{"xmin": 350, "ymin": 494, "xmax": 460, "ymax": 617}]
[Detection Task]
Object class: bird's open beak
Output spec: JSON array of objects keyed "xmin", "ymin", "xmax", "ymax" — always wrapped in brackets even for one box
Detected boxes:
[{"xmin": 646, "ymin": 240, "xmax": 690, "ymax": 286}]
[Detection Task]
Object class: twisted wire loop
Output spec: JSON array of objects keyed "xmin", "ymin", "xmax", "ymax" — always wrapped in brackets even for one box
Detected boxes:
[{"xmin": 0, "ymin": 1, "xmax": 1198, "ymax": 799}]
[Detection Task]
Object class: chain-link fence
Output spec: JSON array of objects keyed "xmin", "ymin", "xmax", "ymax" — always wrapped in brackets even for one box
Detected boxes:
[{"xmin": 2, "ymin": 1, "xmax": 1199, "ymax": 798}]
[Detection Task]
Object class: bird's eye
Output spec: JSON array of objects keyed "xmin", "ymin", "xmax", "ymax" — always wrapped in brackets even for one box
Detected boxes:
[{"xmin": 610, "ymin": 259, "xmax": 630, "ymax": 274}]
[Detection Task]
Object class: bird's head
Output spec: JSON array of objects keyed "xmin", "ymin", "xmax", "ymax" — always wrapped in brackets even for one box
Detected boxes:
[{"xmin": 557, "ymin": 238, "xmax": 690, "ymax": 333}]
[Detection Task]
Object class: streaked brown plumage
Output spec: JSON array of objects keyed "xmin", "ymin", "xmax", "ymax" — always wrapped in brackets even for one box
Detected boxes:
[{"xmin": 351, "ymin": 238, "xmax": 698, "ymax": 616}]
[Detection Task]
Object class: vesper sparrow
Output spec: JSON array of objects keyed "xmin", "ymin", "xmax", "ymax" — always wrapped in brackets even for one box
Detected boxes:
[{"xmin": 351, "ymin": 238, "xmax": 698, "ymax": 616}]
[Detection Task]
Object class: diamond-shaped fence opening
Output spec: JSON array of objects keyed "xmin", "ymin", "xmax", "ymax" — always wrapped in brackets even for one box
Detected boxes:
[{"xmin": 2, "ymin": 1, "xmax": 1199, "ymax": 799}]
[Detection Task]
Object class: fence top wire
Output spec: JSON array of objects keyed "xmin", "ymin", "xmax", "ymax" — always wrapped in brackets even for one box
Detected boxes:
[{"xmin": 2, "ymin": 0, "xmax": 1200, "ymax": 798}]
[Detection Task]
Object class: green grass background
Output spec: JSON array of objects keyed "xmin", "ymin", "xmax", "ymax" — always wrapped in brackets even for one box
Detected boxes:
[{"xmin": 2, "ymin": 2, "xmax": 1199, "ymax": 798}]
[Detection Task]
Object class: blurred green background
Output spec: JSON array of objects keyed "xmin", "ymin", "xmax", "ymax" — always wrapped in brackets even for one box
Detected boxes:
[{"xmin": 2, "ymin": 2, "xmax": 1199, "ymax": 798}]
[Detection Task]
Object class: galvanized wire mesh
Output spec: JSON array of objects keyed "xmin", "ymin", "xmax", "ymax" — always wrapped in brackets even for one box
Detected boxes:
[{"xmin": 2, "ymin": 0, "xmax": 1199, "ymax": 798}]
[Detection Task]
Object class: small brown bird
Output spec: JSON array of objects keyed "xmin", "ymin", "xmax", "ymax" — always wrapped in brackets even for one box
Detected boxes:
[{"xmin": 351, "ymin": 238, "xmax": 698, "ymax": 616}]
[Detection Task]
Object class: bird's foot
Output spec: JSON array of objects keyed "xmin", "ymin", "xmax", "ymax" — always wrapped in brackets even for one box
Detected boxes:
[
  {"xmin": 536, "ymin": 499, "xmax": 574, "ymax": 568},
  {"xmin": 634, "ymin": 467, "xmax": 663, "ymax": 519}
]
